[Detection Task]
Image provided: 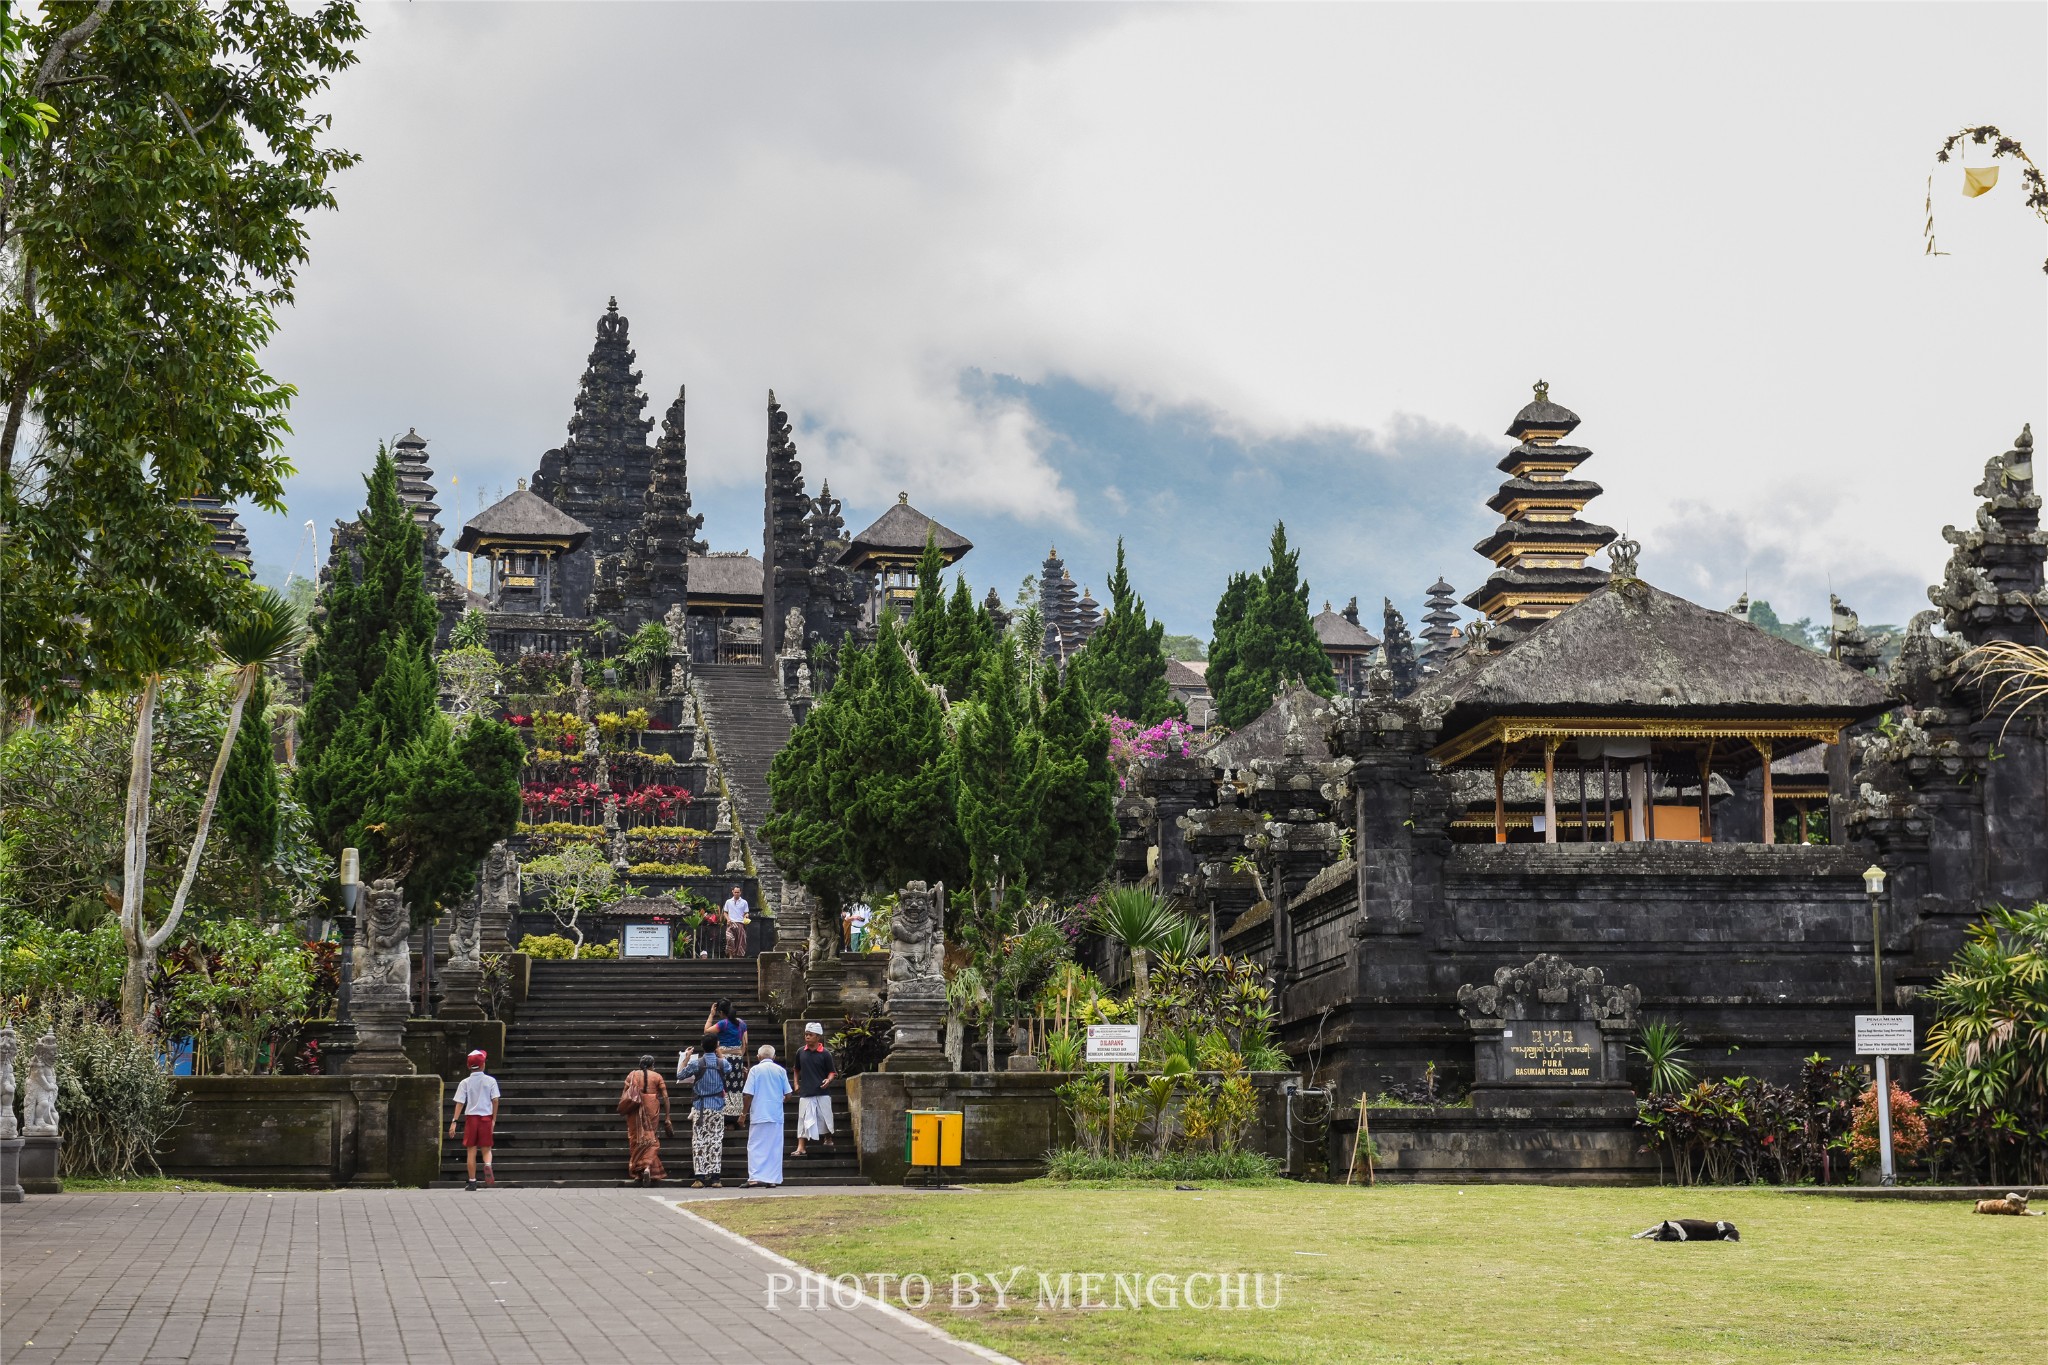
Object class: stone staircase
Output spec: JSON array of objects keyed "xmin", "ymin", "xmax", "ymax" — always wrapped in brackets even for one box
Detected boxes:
[
  {"xmin": 436, "ymin": 959, "xmax": 865, "ymax": 1187},
  {"xmin": 693, "ymin": 662, "xmax": 795, "ymax": 914}
]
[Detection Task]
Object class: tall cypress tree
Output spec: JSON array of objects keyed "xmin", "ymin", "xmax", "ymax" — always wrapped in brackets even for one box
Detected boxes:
[
  {"xmin": 298, "ymin": 446, "xmax": 438, "ymax": 856},
  {"xmin": 217, "ymin": 672, "xmax": 280, "ymax": 914},
  {"xmin": 297, "ymin": 445, "xmax": 518, "ymax": 913},
  {"xmin": 1027, "ymin": 662, "xmax": 1118, "ymax": 899},
  {"xmin": 936, "ymin": 575, "xmax": 994, "ymax": 702},
  {"xmin": 1071, "ymin": 538, "xmax": 1181, "ymax": 724},
  {"xmin": 956, "ymin": 640, "xmax": 1035, "ymax": 892},
  {"xmin": 845, "ymin": 615, "xmax": 969, "ymax": 892},
  {"xmin": 1209, "ymin": 523, "xmax": 1336, "ymax": 728},
  {"xmin": 903, "ymin": 534, "xmax": 949, "ymax": 674},
  {"xmin": 764, "ymin": 641, "xmax": 868, "ymax": 919}
]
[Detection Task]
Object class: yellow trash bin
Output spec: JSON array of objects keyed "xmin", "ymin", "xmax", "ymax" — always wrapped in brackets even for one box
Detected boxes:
[{"xmin": 904, "ymin": 1109, "xmax": 964, "ymax": 1173}]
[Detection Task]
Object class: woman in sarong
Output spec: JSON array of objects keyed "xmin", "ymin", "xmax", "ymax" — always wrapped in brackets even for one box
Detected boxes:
[
  {"xmin": 620, "ymin": 1053, "xmax": 671, "ymax": 1186},
  {"xmin": 676, "ymin": 1032, "xmax": 731, "ymax": 1188}
]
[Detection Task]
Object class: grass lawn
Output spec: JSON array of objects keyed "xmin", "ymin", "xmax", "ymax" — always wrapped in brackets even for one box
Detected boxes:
[
  {"xmin": 56, "ymin": 1175, "xmax": 253, "ymax": 1193},
  {"xmin": 697, "ymin": 1182, "xmax": 2047, "ymax": 1364}
]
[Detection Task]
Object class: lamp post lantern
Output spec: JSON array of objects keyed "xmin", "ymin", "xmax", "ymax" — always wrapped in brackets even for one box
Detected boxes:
[
  {"xmin": 337, "ymin": 848, "xmax": 362, "ymax": 1025},
  {"xmin": 1862, "ymin": 862, "xmax": 1895, "ymax": 1186}
]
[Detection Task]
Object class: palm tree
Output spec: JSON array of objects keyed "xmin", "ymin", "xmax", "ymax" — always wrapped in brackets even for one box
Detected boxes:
[
  {"xmin": 1966, "ymin": 634, "xmax": 2048, "ymax": 733},
  {"xmin": 1090, "ymin": 886, "xmax": 1177, "ymax": 994},
  {"xmin": 119, "ymin": 587, "xmax": 301, "ymax": 1030},
  {"xmin": 1924, "ymin": 900, "xmax": 2048, "ymax": 1185}
]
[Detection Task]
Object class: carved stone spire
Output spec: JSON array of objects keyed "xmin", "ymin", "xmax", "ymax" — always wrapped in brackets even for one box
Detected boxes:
[
  {"xmin": 532, "ymin": 299, "xmax": 656, "ymax": 614},
  {"xmin": 595, "ymin": 385, "xmax": 703, "ymax": 631}
]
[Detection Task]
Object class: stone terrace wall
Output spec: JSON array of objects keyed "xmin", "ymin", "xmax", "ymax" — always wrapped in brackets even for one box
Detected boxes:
[{"xmin": 1267, "ymin": 841, "xmax": 1882, "ymax": 1103}]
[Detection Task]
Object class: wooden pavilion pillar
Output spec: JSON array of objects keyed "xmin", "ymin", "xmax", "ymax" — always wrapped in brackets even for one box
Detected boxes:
[
  {"xmin": 1697, "ymin": 740, "xmax": 1715, "ymax": 843},
  {"xmin": 1752, "ymin": 738, "xmax": 1775, "ymax": 845},
  {"xmin": 1542, "ymin": 740, "xmax": 1560, "ymax": 844},
  {"xmin": 1494, "ymin": 747, "xmax": 1510, "ymax": 844}
]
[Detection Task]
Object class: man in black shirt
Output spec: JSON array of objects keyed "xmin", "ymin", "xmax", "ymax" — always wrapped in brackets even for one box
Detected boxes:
[{"xmin": 793, "ymin": 1022, "xmax": 838, "ymax": 1156}]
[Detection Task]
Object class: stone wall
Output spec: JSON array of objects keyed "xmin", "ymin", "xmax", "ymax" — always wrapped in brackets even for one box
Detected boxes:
[
  {"xmin": 1334, "ymin": 1107, "xmax": 1658, "ymax": 1185},
  {"xmin": 159, "ymin": 1076, "xmax": 443, "ymax": 1189},
  {"xmin": 843, "ymin": 1070, "xmax": 1306, "ymax": 1186},
  {"xmin": 1246, "ymin": 836, "xmax": 1885, "ymax": 1102}
]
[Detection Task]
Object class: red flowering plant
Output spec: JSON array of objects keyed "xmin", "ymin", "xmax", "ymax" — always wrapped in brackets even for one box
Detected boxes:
[
  {"xmin": 1107, "ymin": 715, "xmax": 1199, "ymax": 791},
  {"xmin": 1846, "ymin": 1080, "xmax": 1929, "ymax": 1169},
  {"xmin": 618, "ymin": 784, "xmax": 693, "ymax": 826}
]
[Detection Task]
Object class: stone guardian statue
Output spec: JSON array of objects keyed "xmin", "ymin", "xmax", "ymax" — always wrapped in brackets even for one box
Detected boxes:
[{"xmin": 880, "ymin": 880, "xmax": 950, "ymax": 1071}]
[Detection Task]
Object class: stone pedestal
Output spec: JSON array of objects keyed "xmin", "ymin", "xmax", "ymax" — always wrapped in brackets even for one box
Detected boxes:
[
  {"xmin": 879, "ymin": 988, "xmax": 949, "ymax": 1072},
  {"xmin": 437, "ymin": 963, "xmax": 486, "ymax": 1020},
  {"xmin": 17, "ymin": 1133, "xmax": 61, "ymax": 1194},
  {"xmin": 341, "ymin": 997, "xmax": 415, "ymax": 1076},
  {"xmin": 1, "ymin": 1136, "xmax": 23, "ymax": 1202}
]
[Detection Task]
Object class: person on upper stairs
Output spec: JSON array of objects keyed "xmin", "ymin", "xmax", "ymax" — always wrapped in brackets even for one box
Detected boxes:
[{"xmin": 722, "ymin": 886, "xmax": 751, "ymax": 958}]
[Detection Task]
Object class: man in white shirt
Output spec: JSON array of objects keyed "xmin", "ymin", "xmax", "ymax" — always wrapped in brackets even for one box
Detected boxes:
[
  {"xmin": 449, "ymin": 1049, "xmax": 501, "ymax": 1190},
  {"xmin": 848, "ymin": 900, "xmax": 873, "ymax": 952},
  {"xmin": 741, "ymin": 1044, "xmax": 793, "ymax": 1188},
  {"xmin": 722, "ymin": 887, "xmax": 751, "ymax": 958}
]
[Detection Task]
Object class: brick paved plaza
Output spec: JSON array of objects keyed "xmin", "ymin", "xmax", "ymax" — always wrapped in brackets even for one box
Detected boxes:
[{"xmin": 0, "ymin": 1191, "xmax": 1003, "ymax": 1365}]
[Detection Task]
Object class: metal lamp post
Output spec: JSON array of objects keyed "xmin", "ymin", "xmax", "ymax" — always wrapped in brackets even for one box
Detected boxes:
[
  {"xmin": 337, "ymin": 848, "xmax": 361, "ymax": 1025},
  {"xmin": 1863, "ymin": 863, "xmax": 1895, "ymax": 1185}
]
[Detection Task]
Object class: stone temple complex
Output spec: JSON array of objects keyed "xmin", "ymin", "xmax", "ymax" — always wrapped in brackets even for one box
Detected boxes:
[
  {"xmin": 1106, "ymin": 391, "xmax": 2045, "ymax": 1178},
  {"xmin": 282, "ymin": 337, "xmax": 2042, "ymax": 1187}
]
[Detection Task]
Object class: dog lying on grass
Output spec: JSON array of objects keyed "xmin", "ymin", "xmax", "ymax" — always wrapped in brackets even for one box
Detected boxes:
[
  {"xmin": 1633, "ymin": 1219, "xmax": 1741, "ymax": 1241},
  {"xmin": 1973, "ymin": 1193, "xmax": 2039, "ymax": 1215}
]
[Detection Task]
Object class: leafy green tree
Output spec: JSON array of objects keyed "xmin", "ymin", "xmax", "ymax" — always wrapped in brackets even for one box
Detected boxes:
[
  {"xmin": 1072, "ymin": 539, "xmax": 1182, "ymax": 724},
  {"xmin": 1207, "ymin": 523, "xmax": 1335, "ymax": 728},
  {"xmin": 0, "ymin": 671, "xmax": 317, "ymax": 933},
  {"xmin": 119, "ymin": 587, "xmax": 301, "ymax": 1030},
  {"xmin": 1161, "ymin": 634, "xmax": 1206, "ymax": 662},
  {"xmin": 373, "ymin": 713, "xmax": 525, "ymax": 917},
  {"xmin": 448, "ymin": 607, "xmax": 490, "ymax": 651},
  {"xmin": 217, "ymin": 672, "xmax": 280, "ymax": 913},
  {"xmin": 0, "ymin": 1, "xmax": 362, "ymax": 725},
  {"xmin": 619, "ymin": 619, "xmax": 671, "ymax": 689}
]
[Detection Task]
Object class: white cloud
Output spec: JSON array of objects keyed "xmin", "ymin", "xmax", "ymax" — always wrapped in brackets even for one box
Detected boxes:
[{"xmin": 258, "ymin": 1, "xmax": 2045, "ymax": 630}]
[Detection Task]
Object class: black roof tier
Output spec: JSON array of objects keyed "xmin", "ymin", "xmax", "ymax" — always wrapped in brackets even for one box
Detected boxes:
[
  {"xmin": 838, "ymin": 494, "xmax": 971, "ymax": 566},
  {"xmin": 1472, "ymin": 518, "xmax": 1618, "ymax": 561},
  {"xmin": 1495, "ymin": 442, "xmax": 1593, "ymax": 475},
  {"xmin": 1485, "ymin": 477, "xmax": 1606, "ymax": 514},
  {"xmin": 1420, "ymin": 579, "xmax": 1891, "ymax": 734},
  {"xmin": 1505, "ymin": 397, "xmax": 1582, "ymax": 440},
  {"xmin": 1312, "ymin": 605, "xmax": 1380, "ymax": 651},
  {"xmin": 456, "ymin": 488, "xmax": 593, "ymax": 552},
  {"xmin": 1464, "ymin": 565, "xmax": 1613, "ymax": 613}
]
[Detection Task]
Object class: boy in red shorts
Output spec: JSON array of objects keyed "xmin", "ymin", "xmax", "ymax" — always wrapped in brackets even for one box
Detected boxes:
[{"xmin": 449, "ymin": 1049, "xmax": 501, "ymax": 1189}]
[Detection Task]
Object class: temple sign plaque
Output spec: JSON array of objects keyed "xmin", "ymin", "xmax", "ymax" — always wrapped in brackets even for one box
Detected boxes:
[
  {"xmin": 1459, "ymin": 954, "xmax": 1639, "ymax": 1117},
  {"xmin": 1502, "ymin": 1022, "xmax": 1604, "ymax": 1082}
]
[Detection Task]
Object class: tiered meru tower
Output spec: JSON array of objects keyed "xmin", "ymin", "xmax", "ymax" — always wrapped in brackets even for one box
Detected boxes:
[{"xmin": 1464, "ymin": 383, "xmax": 1616, "ymax": 641}]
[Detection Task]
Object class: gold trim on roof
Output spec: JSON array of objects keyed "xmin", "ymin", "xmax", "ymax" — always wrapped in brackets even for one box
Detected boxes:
[{"xmin": 1431, "ymin": 715, "xmax": 1848, "ymax": 767}]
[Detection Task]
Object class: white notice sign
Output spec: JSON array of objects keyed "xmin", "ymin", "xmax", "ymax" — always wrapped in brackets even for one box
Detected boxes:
[
  {"xmin": 622, "ymin": 923, "xmax": 672, "ymax": 958},
  {"xmin": 1855, "ymin": 1014, "xmax": 1915, "ymax": 1056},
  {"xmin": 1085, "ymin": 1024, "xmax": 1142, "ymax": 1064}
]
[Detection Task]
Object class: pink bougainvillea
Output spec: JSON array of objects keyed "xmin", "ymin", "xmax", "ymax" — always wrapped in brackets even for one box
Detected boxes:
[{"xmin": 1107, "ymin": 715, "xmax": 1198, "ymax": 789}]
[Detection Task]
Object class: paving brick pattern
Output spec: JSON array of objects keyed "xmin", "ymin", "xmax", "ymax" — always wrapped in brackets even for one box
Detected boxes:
[{"xmin": 0, "ymin": 1190, "xmax": 992, "ymax": 1365}]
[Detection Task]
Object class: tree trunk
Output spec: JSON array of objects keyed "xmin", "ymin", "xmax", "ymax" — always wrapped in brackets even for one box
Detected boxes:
[{"xmin": 118, "ymin": 677, "xmax": 162, "ymax": 1032}]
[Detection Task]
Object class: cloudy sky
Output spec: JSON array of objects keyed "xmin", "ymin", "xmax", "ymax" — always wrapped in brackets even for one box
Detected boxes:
[{"xmin": 253, "ymin": 1, "xmax": 2047, "ymax": 639}]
